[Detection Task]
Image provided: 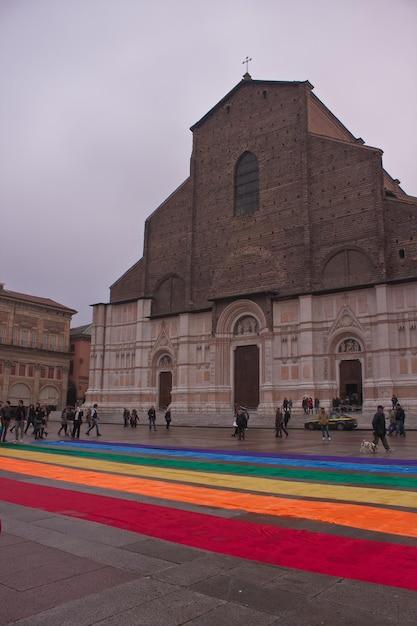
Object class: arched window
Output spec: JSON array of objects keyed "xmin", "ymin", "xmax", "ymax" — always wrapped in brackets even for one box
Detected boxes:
[
  {"xmin": 322, "ymin": 248, "xmax": 374, "ymax": 289},
  {"xmin": 152, "ymin": 275, "xmax": 185, "ymax": 316},
  {"xmin": 234, "ymin": 152, "xmax": 259, "ymax": 216}
]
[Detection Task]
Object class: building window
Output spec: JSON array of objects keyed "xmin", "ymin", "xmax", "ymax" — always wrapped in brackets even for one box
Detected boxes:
[
  {"xmin": 21, "ymin": 329, "xmax": 29, "ymax": 346},
  {"xmin": 234, "ymin": 151, "xmax": 259, "ymax": 216},
  {"xmin": 56, "ymin": 368, "xmax": 62, "ymax": 380},
  {"xmin": 28, "ymin": 365, "xmax": 34, "ymax": 377},
  {"xmin": 48, "ymin": 367, "xmax": 54, "ymax": 379},
  {"xmin": 69, "ymin": 361, "xmax": 74, "ymax": 375},
  {"xmin": 11, "ymin": 363, "xmax": 16, "ymax": 375},
  {"xmin": 40, "ymin": 366, "xmax": 46, "ymax": 378},
  {"xmin": 0, "ymin": 361, "xmax": 3, "ymax": 374},
  {"xmin": 19, "ymin": 364, "xmax": 26, "ymax": 377}
]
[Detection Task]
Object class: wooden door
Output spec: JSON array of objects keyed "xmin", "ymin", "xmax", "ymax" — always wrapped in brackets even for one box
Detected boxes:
[
  {"xmin": 339, "ymin": 359, "xmax": 362, "ymax": 404},
  {"xmin": 234, "ymin": 345, "xmax": 259, "ymax": 409},
  {"xmin": 159, "ymin": 371, "xmax": 172, "ymax": 409}
]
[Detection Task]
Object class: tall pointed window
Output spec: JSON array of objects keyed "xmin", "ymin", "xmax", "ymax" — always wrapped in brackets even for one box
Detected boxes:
[{"xmin": 234, "ymin": 151, "xmax": 259, "ymax": 216}]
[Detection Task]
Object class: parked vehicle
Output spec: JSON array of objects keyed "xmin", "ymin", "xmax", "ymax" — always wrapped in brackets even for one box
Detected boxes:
[{"xmin": 304, "ymin": 414, "xmax": 358, "ymax": 431}]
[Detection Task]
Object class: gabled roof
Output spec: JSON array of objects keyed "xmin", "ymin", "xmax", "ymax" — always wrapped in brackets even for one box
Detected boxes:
[
  {"xmin": 190, "ymin": 77, "xmax": 313, "ymax": 131},
  {"xmin": 70, "ymin": 323, "xmax": 92, "ymax": 337},
  {"xmin": 0, "ymin": 287, "xmax": 76, "ymax": 313}
]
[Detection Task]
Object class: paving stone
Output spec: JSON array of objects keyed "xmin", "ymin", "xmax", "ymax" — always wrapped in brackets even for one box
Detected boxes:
[
  {"xmin": 10, "ymin": 577, "xmax": 178, "ymax": 626},
  {"xmin": 123, "ymin": 537, "xmax": 206, "ymax": 563},
  {"xmin": 34, "ymin": 515, "xmax": 144, "ymax": 547},
  {"xmin": 3, "ymin": 518, "xmax": 173, "ymax": 575},
  {"xmin": 274, "ymin": 597, "xmax": 400, "ymax": 626},
  {"xmin": 226, "ymin": 562, "xmax": 286, "ymax": 586},
  {"xmin": 154, "ymin": 554, "xmax": 238, "ymax": 586},
  {"xmin": 0, "ymin": 532, "xmax": 28, "ymax": 547},
  {"xmin": 265, "ymin": 568, "xmax": 341, "ymax": 597},
  {"xmin": 2, "ymin": 555, "xmax": 103, "ymax": 591},
  {"xmin": 91, "ymin": 588, "xmax": 225, "ymax": 626},
  {"xmin": 190, "ymin": 572, "xmax": 304, "ymax": 616},
  {"xmin": 185, "ymin": 601, "xmax": 278, "ymax": 625},
  {"xmin": 0, "ymin": 501, "xmax": 54, "ymax": 522},
  {"xmin": 316, "ymin": 579, "xmax": 417, "ymax": 624},
  {"xmin": 0, "ymin": 566, "xmax": 137, "ymax": 625}
]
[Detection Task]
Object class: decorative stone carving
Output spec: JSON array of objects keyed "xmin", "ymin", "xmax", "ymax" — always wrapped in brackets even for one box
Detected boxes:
[
  {"xmin": 158, "ymin": 355, "xmax": 172, "ymax": 368},
  {"xmin": 233, "ymin": 315, "xmax": 259, "ymax": 336},
  {"xmin": 338, "ymin": 338, "xmax": 362, "ymax": 353}
]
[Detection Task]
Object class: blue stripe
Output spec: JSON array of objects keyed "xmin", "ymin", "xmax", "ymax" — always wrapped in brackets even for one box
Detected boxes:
[{"xmin": 37, "ymin": 440, "xmax": 417, "ymax": 475}]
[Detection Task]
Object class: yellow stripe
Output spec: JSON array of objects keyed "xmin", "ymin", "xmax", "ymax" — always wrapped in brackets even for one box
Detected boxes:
[{"xmin": 0, "ymin": 447, "xmax": 415, "ymax": 509}]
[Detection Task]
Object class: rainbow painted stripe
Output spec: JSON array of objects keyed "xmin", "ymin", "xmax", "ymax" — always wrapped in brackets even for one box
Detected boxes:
[{"xmin": 1, "ymin": 440, "xmax": 416, "ymax": 591}]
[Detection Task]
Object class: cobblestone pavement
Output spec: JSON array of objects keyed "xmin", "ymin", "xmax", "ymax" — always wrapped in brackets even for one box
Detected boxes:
[{"xmin": 0, "ymin": 426, "xmax": 416, "ymax": 625}]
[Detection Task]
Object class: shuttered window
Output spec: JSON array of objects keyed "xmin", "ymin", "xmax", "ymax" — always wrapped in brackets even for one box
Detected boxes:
[{"xmin": 234, "ymin": 152, "xmax": 259, "ymax": 216}]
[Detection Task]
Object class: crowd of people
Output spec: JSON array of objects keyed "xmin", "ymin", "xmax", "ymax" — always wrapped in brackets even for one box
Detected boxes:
[
  {"xmin": 0, "ymin": 400, "xmax": 51, "ymax": 442},
  {"xmin": 0, "ymin": 395, "xmax": 410, "ymax": 451},
  {"xmin": 122, "ymin": 406, "xmax": 172, "ymax": 431},
  {"xmin": 0, "ymin": 400, "xmax": 101, "ymax": 442}
]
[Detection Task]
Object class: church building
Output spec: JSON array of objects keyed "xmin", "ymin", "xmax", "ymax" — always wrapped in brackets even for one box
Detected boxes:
[{"xmin": 87, "ymin": 74, "xmax": 417, "ymax": 421}]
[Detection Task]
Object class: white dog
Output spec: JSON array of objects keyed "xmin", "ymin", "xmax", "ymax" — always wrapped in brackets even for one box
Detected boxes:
[{"xmin": 360, "ymin": 440, "xmax": 377, "ymax": 454}]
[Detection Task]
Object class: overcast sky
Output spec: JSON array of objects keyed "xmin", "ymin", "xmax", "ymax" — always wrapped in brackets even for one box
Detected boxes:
[{"xmin": 1, "ymin": 0, "xmax": 416, "ymax": 324}]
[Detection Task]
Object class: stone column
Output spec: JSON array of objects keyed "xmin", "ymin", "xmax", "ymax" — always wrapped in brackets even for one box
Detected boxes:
[
  {"xmin": 367, "ymin": 284, "xmax": 393, "ymax": 408},
  {"xmin": 2, "ymin": 361, "xmax": 11, "ymax": 400},
  {"xmin": 298, "ymin": 295, "xmax": 315, "ymax": 395},
  {"xmin": 33, "ymin": 363, "xmax": 41, "ymax": 404},
  {"xmin": 61, "ymin": 365, "xmax": 69, "ymax": 410}
]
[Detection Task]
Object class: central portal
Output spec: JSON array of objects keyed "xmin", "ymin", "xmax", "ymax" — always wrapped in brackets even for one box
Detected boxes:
[
  {"xmin": 234, "ymin": 344, "xmax": 259, "ymax": 409},
  {"xmin": 158, "ymin": 371, "xmax": 172, "ymax": 409},
  {"xmin": 339, "ymin": 359, "xmax": 362, "ymax": 405}
]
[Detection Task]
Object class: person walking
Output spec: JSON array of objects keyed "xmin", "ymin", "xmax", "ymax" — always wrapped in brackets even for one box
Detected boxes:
[
  {"xmin": 25, "ymin": 404, "xmax": 36, "ymax": 434},
  {"xmin": 284, "ymin": 406, "xmax": 291, "ymax": 429},
  {"xmin": 14, "ymin": 400, "xmax": 26, "ymax": 442},
  {"xmin": 275, "ymin": 407, "xmax": 288, "ymax": 438},
  {"xmin": 148, "ymin": 406, "xmax": 156, "ymax": 431},
  {"xmin": 33, "ymin": 404, "xmax": 44, "ymax": 439},
  {"xmin": 0, "ymin": 401, "xmax": 12, "ymax": 442},
  {"xmin": 123, "ymin": 408, "xmax": 130, "ymax": 428},
  {"xmin": 130, "ymin": 409, "xmax": 138, "ymax": 427},
  {"xmin": 86, "ymin": 404, "xmax": 101, "ymax": 436},
  {"xmin": 85, "ymin": 407, "xmax": 92, "ymax": 431},
  {"xmin": 58, "ymin": 408, "xmax": 68, "ymax": 437},
  {"xmin": 395, "ymin": 404, "xmax": 406, "ymax": 437},
  {"xmin": 164, "ymin": 407, "xmax": 172, "ymax": 430},
  {"xmin": 236, "ymin": 407, "xmax": 248, "ymax": 441},
  {"xmin": 372, "ymin": 405, "xmax": 391, "ymax": 452},
  {"xmin": 314, "ymin": 397, "xmax": 320, "ymax": 414},
  {"xmin": 71, "ymin": 404, "xmax": 83, "ymax": 439},
  {"xmin": 318, "ymin": 408, "xmax": 331, "ymax": 441}
]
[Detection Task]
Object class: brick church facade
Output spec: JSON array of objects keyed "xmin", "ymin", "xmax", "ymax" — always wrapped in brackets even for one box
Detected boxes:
[{"xmin": 87, "ymin": 75, "xmax": 417, "ymax": 420}]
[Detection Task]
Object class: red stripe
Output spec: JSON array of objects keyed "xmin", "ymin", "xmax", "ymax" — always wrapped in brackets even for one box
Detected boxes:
[{"xmin": 1, "ymin": 476, "xmax": 416, "ymax": 591}]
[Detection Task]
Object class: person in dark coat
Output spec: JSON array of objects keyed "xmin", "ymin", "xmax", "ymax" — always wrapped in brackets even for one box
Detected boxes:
[
  {"xmin": 236, "ymin": 408, "xmax": 248, "ymax": 441},
  {"xmin": 395, "ymin": 404, "xmax": 406, "ymax": 437},
  {"xmin": 275, "ymin": 407, "xmax": 288, "ymax": 438},
  {"xmin": 164, "ymin": 407, "xmax": 172, "ymax": 430},
  {"xmin": 372, "ymin": 405, "xmax": 391, "ymax": 451},
  {"xmin": 71, "ymin": 405, "xmax": 83, "ymax": 439},
  {"xmin": 148, "ymin": 406, "xmax": 156, "ymax": 431},
  {"xmin": 0, "ymin": 401, "xmax": 12, "ymax": 442}
]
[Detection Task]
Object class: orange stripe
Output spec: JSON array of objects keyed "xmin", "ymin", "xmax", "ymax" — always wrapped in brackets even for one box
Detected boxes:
[{"xmin": 2, "ymin": 455, "xmax": 417, "ymax": 539}]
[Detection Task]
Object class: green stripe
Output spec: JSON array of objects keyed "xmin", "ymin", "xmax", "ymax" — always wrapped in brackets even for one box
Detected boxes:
[{"xmin": 4, "ymin": 443, "xmax": 417, "ymax": 491}]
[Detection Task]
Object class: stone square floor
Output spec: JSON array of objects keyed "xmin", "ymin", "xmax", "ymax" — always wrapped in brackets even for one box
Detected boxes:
[{"xmin": 0, "ymin": 423, "xmax": 416, "ymax": 625}]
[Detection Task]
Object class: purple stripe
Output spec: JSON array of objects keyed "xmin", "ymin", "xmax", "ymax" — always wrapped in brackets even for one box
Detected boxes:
[{"xmin": 81, "ymin": 439, "xmax": 417, "ymax": 466}]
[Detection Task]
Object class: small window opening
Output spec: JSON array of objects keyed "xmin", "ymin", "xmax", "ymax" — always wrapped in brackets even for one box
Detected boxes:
[{"xmin": 399, "ymin": 249, "xmax": 405, "ymax": 259}]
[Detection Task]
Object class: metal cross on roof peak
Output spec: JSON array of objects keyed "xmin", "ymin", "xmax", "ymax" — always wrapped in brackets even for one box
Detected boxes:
[{"xmin": 242, "ymin": 56, "xmax": 252, "ymax": 73}]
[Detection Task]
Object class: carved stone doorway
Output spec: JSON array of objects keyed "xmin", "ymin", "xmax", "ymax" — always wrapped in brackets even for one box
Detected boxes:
[
  {"xmin": 339, "ymin": 359, "xmax": 362, "ymax": 405},
  {"xmin": 234, "ymin": 345, "xmax": 259, "ymax": 409},
  {"xmin": 158, "ymin": 371, "xmax": 172, "ymax": 409}
]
